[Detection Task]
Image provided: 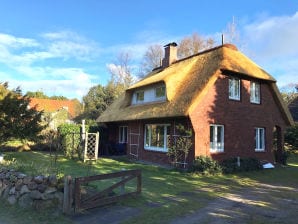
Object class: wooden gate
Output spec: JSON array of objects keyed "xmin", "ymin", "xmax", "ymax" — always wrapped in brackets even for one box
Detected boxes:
[{"xmin": 74, "ymin": 169, "xmax": 141, "ymax": 212}]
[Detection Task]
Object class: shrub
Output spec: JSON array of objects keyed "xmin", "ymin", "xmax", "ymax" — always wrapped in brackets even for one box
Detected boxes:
[
  {"xmin": 274, "ymin": 150, "xmax": 289, "ymax": 165},
  {"xmin": 167, "ymin": 124, "xmax": 192, "ymax": 169},
  {"xmin": 285, "ymin": 124, "xmax": 298, "ymax": 150},
  {"xmin": 58, "ymin": 123, "xmax": 88, "ymax": 159},
  {"xmin": 220, "ymin": 157, "xmax": 263, "ymax": 174},
  {"xmin": 189, "ymin": 156, "xmax": 222, "ymax": 175}
]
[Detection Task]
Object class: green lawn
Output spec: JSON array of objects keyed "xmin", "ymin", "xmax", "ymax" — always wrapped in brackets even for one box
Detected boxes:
[{"xmin": 1, "ymin": 151, "xmax": 298, "ymax": 224}]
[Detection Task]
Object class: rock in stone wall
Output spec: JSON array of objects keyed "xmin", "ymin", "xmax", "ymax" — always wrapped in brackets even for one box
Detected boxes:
[{"xmin": 0, "ymin": 167, "xmax": 64, "ymax": 211}]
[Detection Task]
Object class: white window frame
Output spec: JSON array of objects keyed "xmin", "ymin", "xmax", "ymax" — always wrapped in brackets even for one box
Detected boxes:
[
  {"xmin": 210, "ymin": 124, "xmax": 224, "ymax": 153},
  {"xmin": 250, "ymin": 81, "xmax": 260, "ymax": 104},
  {"xmin": 255, "ymin": 127, "xmax": 265, "ymax": 151},
  {"xmin": 229, "ymin": 78, "xmax": 240, "ymax": 100},
  {"xmin": 119, "ymin": 126, "xmax": 128, "ymax": 143},
  {"xmin": 144, "ymin": 124, "xmax": 170, "ymax": 152}
]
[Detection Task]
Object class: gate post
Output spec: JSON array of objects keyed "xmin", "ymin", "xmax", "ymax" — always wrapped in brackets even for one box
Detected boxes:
[{"xmin": 63, "ymin": 175, "xmax": 73, "ymax": 214}]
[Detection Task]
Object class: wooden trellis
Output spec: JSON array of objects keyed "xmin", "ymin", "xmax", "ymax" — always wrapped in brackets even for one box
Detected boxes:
[{"xmin": 84, "ymin": 132, "xmax": 99, "ymax": 162}]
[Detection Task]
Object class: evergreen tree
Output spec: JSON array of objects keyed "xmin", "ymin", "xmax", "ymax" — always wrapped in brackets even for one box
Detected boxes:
[{"xmin": 0, "ymin": 83, "xmax": 44, "ymax": 142}]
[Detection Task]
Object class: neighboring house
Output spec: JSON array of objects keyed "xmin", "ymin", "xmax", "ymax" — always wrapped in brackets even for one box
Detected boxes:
[
  {"xmin": 97, "ymin": 43, "xmax": 293, "ymax": 166},
  {"xmin": 288, "ymin": 96, "xmax": 298, "ymax": 123},
  {"xmin": 28, "ymin": 98, "xmax": 78, "ymax": 129}
]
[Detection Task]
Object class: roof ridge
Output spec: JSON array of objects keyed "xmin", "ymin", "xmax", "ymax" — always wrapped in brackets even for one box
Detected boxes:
[{"xmin": 173, "ymin": 43, "xmax": 237, "ymax": 64}]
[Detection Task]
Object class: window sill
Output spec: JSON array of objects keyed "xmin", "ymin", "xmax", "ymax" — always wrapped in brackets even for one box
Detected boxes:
[
  {"xmin": 228, "ymin": 98, "xmax": 240, "ymax": 101},
  {"xmin": 255, "ymin": 149, "xmax": 265, "ymax": 152},
  {"xmin": 250, "ymin": 101, "xmax": 261, "ymax": 105},
  {"xmin": 210, "ymin": 150, "xmax": 225, "ymax": 154},
  {"xmin": 131, "ymin": 100, "xmax": 167, "ymax": 107},
  {"xmin": 144, "ymin": 147, "xmax": 168, "ymax": 153}
]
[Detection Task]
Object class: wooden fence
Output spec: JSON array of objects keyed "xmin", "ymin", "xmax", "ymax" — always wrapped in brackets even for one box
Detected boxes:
[{"xmin": 71, "ymin": 169, "xmax": 142, "ymax": 212}]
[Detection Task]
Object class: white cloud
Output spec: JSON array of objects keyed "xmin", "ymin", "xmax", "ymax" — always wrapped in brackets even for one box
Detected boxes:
[
  {"xmin": 0, "ymin": 30, "xmax": 100, "ymax": 68},
  {"xmin": 244, "ymin": 11, "xmax": 298, "ymax": 59},
  {"xmin": 241, "ymin": 12, "xmax": 298, "ymax": 88},
  {"xmin": 3, "ymin": 67, "xmax": 95, "ymax": 100},
  {"xmin": 0, "ymin": 33, "xmax": 39, "ymax": 48},
  {"xmin": 0, "ymin": 31, "xmax": 102, "ymax": 99},
  {"xmin": 42, "ymin": 31, "xmax": 100, "ymax": 61}
]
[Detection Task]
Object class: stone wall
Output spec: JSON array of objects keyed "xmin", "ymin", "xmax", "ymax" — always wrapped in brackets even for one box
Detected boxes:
[{"xmin": 0, "ymin": 167, "xmax": 64, "ymax": 211}]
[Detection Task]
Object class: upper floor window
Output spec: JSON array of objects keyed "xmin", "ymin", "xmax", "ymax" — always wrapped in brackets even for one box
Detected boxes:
[
  {"xmin": 155, "ymin": 86, "xmax": 166, "ymax": 99},
  {"xmin": 136, "ymin": 91, "xmax": 144, "ymax": 103},
  {"xmin": 255, "ymin": 127, "xmax": 265, "ymax": 151},
  {"xmin": 250, "ymin": 81, "xmax": 260, "ymax": 104},
  {"xmin": 229, "ymin": 78, "xmax": 240, "ymax": 100},
  {"xmin": 132, "ymin": 84, "xmax": 166, "ymax": 105},
  {"xmin": 210, "ymin": 124, "xmax": 224, "ymax": 153}
]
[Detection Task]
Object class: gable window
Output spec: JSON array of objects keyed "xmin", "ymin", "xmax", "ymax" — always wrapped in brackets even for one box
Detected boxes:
[
  {"xmin": 136, "ymin": 91, "xmax": 144, "ymax": 103},
  {"xmin": 144, "ymin": 124, "xmax": 170, "ymax": 152},
  {"xmin": 155, "ymin": 86, "xmax": 166, "ymax": 99},
  {"xmin": 229, "ymin": 78, "xmax": 240, "ymax": 100},
  {"xmin": 119, "ymin": 126, "xmax": 128, "ymax": 143},
  {"xmin": 250, "ymin": 81, "xmax": 260, "ymax": 104},
  {"xmin": 255, "ymin": 127, "xmax": 265, "ymax": 151},
  {"xmin": 210, "ymin": 124, "xmax": 224, "ymax": 153}
]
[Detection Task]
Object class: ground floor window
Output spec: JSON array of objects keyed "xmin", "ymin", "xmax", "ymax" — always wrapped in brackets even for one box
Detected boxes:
[
  {"xmin": 144, "ymin": 124, "xmax": 170, "ymax": 152},
  {"xmin": 119, "ymin": 126, "xmax": 128, "ymax": 143},
  {"xmin": 255, "ymin": 127, "xmax": 265, "ymax": 151},
  {"xmin": 210, "ymin": 124, "xmax": 224, "ymax": 153}
]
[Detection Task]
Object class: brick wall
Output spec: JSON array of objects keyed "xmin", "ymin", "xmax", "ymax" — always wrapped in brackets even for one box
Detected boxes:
[
  {"xmin": 106, "ymin": 73, "xmax": 287, "ymax": 165},
  {"xmin": 189, "ymin": 73, "xmax": 287, "ymax": 163},
  {"xmin": 107, "ymin": 118, "xmax": 194, "ymax": 165}
]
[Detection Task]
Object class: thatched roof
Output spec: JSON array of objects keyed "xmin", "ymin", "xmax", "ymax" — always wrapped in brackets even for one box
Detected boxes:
[{"xmin": 97, "ymin": 44, "xmax": 293, "ymax": 125}]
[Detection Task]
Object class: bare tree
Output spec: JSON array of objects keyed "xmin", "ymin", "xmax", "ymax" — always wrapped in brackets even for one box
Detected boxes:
[
  {"xmin": 107, "ymin": 51, "xmax": 136, "ymax": 98},
  {"xmin": 138, "ymin": 33, "xmax": 216, "ymax": 78},
  {"xmin": 223, "ymin": 16, "xmax": 243, "ymax": 48},
  {"xmin": 178, "ymin": 33, "xmax": 205, "ymax": 58},
  {"xmin": 280, "ymin": 83, "xmax": 298, "ymax": 105},
  {"xmin": 139, "ymin": 44, "xmax": 163, "ymax": 78},
  {"xmin": 205, "ymin": 37, "xmax": 215, "ymax": 49}
]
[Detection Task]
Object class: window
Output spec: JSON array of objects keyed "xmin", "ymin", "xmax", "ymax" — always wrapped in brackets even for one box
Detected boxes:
[
  {"xmin": 132, "ymin": 84, "xmax": 167, "ymax": 105},
  {"xmin": 229, "ymin": 78, "xmax": 240, "ymax": 100},
  {"xmin": 136, "ymin": 91, "xmax": 144, "ymax": 103},
  {"xmin": 210, "ymin": 125, "xmax": 224, "ymax": 153},
  {"xmin": 144, "ymin": 124, "xmax": 170, "ymax": 152},
  {"xmin": 255, "ymin": 127, "xmax": 265, "ymax": 151},
  {"xmin": 250, "ymin": 81, "xmax": 260, "ymax": 104},
  {"xmin": 119, "ymin": 126, "xmax": 128, "ymax": 143},
  {"xmin": 155, "ymin": 86, "xmax": 166, "ymax": 99}
]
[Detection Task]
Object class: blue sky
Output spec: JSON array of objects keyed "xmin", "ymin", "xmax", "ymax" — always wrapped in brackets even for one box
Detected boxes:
[{"xmin": 0, "ymin": 0, "xmax": 297, "ymax": 100}]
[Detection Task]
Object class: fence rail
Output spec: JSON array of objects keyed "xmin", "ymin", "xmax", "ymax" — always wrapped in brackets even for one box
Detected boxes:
[{"xmin": 74, "ymin": 169, "xmax": 142, "ymax": 211}]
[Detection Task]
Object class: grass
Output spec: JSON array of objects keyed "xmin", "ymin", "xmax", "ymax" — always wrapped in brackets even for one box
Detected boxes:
[{"xmin": 1, "ymin": 150, "xmax": 298, "ymax": 223}]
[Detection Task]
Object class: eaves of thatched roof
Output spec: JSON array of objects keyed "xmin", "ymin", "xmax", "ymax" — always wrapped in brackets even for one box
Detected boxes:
[
  {"xmin": 288, "ymin": 96, "xmax": 298, "ymax": 122},
  {"xmin": 97, "ymin": 44, "xmax": 293, "ymax": 125}
]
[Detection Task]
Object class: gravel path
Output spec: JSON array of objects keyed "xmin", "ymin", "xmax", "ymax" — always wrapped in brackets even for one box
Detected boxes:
[
  {"xmin": 71, "ymin": 182, "xmax": 298, "ymax": 224},
  {"xmin": 170, "ymin": 183, "xmax": 298, "ymax": 224}
]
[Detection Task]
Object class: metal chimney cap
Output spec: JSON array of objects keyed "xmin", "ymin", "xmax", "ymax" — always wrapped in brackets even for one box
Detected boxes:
[{"xmin": 164, "ymin": 42, "xmax": 177, "ymax": 47}]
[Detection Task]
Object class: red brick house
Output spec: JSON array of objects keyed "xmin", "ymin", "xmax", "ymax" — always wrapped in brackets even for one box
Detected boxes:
[
  {"xmin": 97, "ymin": 43, "xmax": 293, "ymax": 166},
  {"xmin": 29, "ymin": 98, "xmax": 79, "ymax": 129}
]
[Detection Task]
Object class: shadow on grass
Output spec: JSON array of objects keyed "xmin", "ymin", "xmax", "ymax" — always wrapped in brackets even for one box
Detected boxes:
[{"xmin": 2, "ymin": 151, "xmax": 298, "ymax": 224}]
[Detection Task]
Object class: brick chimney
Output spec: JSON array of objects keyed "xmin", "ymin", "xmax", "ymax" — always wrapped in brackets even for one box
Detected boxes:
[{"xmin": 162, "ymin": 42, "xmax": 177, "ymax": 68}]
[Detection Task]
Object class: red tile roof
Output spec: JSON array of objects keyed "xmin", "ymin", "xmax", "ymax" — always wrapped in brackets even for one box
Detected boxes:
[{"xmin": 29, "ymin": 98, "xmax": 77, "ymax": 118}]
